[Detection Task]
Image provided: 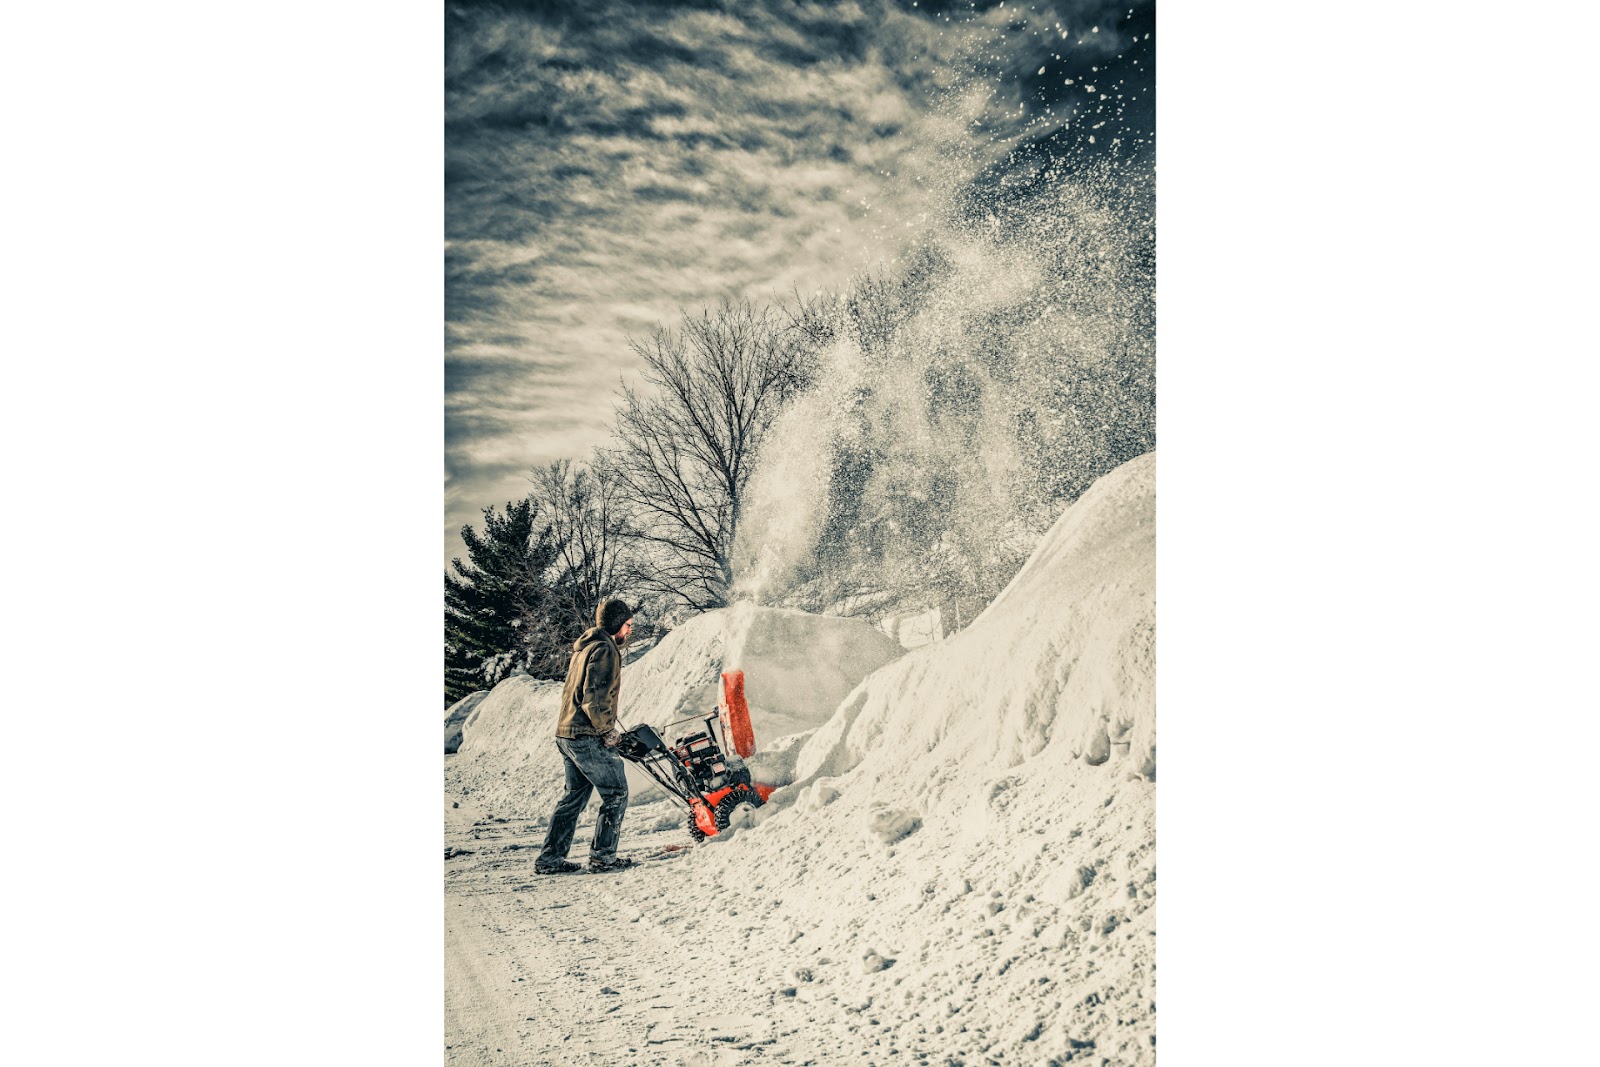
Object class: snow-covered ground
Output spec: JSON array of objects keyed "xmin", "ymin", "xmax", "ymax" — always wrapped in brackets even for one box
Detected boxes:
[{"xmin": 445, "ymin": 452, "xmax": 1155, "ymax": 1066}]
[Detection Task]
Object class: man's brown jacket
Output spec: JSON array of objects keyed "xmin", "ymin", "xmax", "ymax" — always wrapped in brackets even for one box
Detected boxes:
[{"xmin": 556, "ymin": 626, "xmax": 622, "ymax": 738}]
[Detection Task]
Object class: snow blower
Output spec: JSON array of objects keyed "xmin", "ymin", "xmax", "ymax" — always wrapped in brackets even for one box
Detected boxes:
[{"xmin": 615, "ymin": 670, "xmax": 774, "ymax": 841}]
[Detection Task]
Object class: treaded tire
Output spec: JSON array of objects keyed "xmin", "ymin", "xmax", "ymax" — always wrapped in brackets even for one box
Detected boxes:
[
  {"xmin": 714, "ymin": 786, "xmax": 764, "ymax": 831},
  {"xmin": 687, "ymin": 819, "xmax": 706, "ymax": 843}
]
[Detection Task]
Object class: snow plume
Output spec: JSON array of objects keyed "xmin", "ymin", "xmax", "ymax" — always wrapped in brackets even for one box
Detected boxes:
[
  {"xmin": 733, "ymin": 155, "xmax": 1155, "ymax": 622},
  {"xmin": 717, "ymin": 2, "xmax": 1156, "ymax": 622}
]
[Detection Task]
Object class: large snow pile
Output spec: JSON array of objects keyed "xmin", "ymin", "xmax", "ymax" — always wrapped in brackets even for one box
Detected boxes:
[
  {"xmin": 797, "ymin": 450, "xmax": 1156, "ymax": 787},
  {"xmin": 617, "ymin": 451, "xmax": 1157, "ymax": 1064},
  {"xmin": 445, "ymin": 605, "xmax": 906, "ymax": 819}
]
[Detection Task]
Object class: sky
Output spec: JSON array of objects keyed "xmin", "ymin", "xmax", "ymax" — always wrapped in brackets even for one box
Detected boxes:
[{"xmin": 444, "ymin": 0, "xmax": 1154, "ymax": 567}]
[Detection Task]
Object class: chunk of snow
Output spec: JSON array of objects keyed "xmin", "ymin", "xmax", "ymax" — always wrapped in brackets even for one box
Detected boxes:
[
  {"xmin": 861, "ymin": 949, "xmax": 896, "ymax": 973},
  {"xmin": 870, "ymin": 808, "xmax": 924, "ymax": 844}
]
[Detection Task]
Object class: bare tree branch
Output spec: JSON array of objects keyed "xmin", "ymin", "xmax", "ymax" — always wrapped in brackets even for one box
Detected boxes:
[{"xmin": 599, "ymin": 298, "xmax": 814, "ymax": 612}]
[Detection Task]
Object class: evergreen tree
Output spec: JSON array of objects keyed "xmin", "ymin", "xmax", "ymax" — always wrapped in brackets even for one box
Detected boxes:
[{"xmin": 443, "ymin": 499, "xmax": 561, "ymax": 706}]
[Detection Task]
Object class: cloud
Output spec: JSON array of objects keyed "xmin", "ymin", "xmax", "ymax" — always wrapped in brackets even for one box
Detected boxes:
[{"xmin": 443, "ymin": 0, "xmax": 1154, "ymax": 564}]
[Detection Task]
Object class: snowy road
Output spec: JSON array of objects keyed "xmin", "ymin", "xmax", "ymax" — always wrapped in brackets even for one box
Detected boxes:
[
  {"xmin": 446, "ymin": 771, "xmax": 1155, "ymax": 1067},
  {"xmin": 446, "ymin": 812, "xmax": 884, "ymax": 1067}
]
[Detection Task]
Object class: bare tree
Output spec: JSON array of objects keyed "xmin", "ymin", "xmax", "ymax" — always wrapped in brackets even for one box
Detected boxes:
[
  {"xmin": 529, "ymin": 458, "xmax": 643, "ymax": 634},
  {"xmin": 601, "ymin": 299, "xmax": 814, "ymax": 612}
]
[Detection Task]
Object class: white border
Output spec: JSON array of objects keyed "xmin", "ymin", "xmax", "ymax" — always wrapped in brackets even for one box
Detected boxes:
[{"xmin": 8, "ymin": 2, "xmax": 1597, "ymax": 1063}]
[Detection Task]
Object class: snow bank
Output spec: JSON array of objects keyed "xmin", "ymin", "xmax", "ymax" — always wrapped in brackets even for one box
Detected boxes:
[
  {"xmin": 796, "ymin": 449, "xmax": 1155, "ymax": 790},
  {"xmin": 444, "ymin": 605, "xmax": 905, "ymax": 818},
  {"xmin": 443, "ymin": 690, "xmax": 489, "ymax": 754},
  {"xmin": 621, "ymin": 452, "xmax": 1157, "ymax": 1065}
]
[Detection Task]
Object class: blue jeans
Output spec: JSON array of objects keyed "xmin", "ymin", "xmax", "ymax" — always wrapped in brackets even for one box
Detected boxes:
[{"xmin": 539, "ymin": 736, "xmax": 629, "ymax": 862}]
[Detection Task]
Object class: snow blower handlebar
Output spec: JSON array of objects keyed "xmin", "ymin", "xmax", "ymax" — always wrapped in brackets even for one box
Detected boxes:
[
  {"xmin": 613, "ymin": 721, "xmax": 667, "ymax": 762},
  {"xmin": 614, "ymin": 721, "xmax": 711, "ymax": 808}
]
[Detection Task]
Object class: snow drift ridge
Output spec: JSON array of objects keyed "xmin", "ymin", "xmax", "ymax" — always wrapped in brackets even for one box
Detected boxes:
[{"xmin": 793, "ymin": 449, "xmax": 1155, "ymax": 799}]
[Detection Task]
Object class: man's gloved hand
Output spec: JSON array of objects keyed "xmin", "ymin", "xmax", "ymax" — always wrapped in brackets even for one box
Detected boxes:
[{"xmin": 603, "ymin": 726, "xmax": 623, "ymax": 748}]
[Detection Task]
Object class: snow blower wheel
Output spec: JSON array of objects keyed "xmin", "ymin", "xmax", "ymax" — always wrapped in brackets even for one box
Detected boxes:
[{"xmin": 715, "ymin": 786, "xmax": 763, "ymax": 831}]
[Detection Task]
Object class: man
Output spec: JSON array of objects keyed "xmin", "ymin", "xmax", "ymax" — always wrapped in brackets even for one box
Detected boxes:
[{"xmin": 535, "ymin": 598, "xmax": 637, "ymax": 874}]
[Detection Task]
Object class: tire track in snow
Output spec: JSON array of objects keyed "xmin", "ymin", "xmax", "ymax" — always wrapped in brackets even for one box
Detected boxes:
[{"xmin": 445, "ymin": 892, "xmax": 532, "ymax": 1065}]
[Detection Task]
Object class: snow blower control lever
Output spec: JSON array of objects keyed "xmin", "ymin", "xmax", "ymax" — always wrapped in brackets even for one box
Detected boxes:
[{"xmin": 614, "ymin": 672, "xmax": 774, "ymax": 842}]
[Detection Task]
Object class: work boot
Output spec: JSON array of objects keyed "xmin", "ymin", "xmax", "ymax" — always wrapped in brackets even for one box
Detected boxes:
[
  {"xmin": 534, "ymin": 858, "xmax": 582, "ymax": 875},
  {"xmin": 587, "ymin": 855, "xmax": 637, "ymax": 873}
]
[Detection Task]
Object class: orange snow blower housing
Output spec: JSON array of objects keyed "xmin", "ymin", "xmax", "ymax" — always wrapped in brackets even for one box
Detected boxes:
[{"xmin": 615, "ymin": 670, "xmax": 774, "ymax": 842}]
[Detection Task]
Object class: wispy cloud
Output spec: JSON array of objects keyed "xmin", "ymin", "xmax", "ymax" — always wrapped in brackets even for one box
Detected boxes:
[{"xmin": 443, "ymin": 0, "xmax": 1153, "ymax": 564}]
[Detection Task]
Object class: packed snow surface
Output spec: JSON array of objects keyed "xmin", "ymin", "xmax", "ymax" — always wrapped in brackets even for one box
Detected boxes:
[
  {"xmin": 446, "ymin": 605, "xmax": 906, "ymax": 819},
  {"xmin": 444, "ymin": 453, "xmax": 1156, "ymax": 1066}
]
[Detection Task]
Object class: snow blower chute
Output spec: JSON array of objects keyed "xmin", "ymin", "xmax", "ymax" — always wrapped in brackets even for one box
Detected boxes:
[{"xmin": 615, "ymin": 670, "xmax": 773, "ymax": 841}]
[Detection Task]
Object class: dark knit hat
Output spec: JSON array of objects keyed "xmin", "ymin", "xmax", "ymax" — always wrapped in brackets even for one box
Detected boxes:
[{"xmin": 596, "ymin": 598, "xmax": 634, "ymax": 636}]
